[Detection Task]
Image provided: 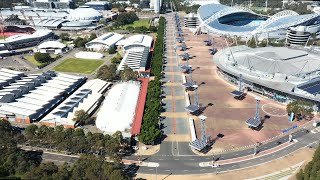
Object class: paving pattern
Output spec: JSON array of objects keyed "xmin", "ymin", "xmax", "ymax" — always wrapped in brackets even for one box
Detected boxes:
[{"xmin": 180, "ymin": 23, "xmax": 307, "ymax": 151}]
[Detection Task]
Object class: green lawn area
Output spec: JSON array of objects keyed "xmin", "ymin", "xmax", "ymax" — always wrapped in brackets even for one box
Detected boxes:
[
  {"xmin": 123, "ymin": 19, "xmax": 150, "ymax": 29},
  {"xmin": 0, "ymin": 35, "xmax": 8, "ymax": 40},
  {"xmin": 53, "ymin": 58, "xmax": 104, "ymax": 74},
  {"xmin": 24, "ymin": 55, "xmax": 46, "ymax": 66}
]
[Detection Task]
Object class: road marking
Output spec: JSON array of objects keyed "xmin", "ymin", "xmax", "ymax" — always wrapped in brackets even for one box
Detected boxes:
[
  {"xmin": 148, "ymin": 169, "xmax": 153, "ymax": 171},
  {"xmin": 183, "ymin": 170, "xmax": 189, "ymax": 172},
  {"xmin": 200, "ymin": 169, "xmax": 205, "ymax": 171},
  {"xmin": 205, "ymin": 158, "xmax": 210, "ymax": 160},
  {"xmin": 158, "ymin": 159, "xmax": 163, "ymax": 160},
  {"xmin": 189, "ymin": 159, "xmax": 194, "ymax": 160},
  {"xmin": 174, "ymin": 159, "xmax": 180, "ymax": 160},
  {"xmin": 260, "ymin": 158, "xmax": 264, "ymax": 161},
  {"xmin": 164, "ymin": 170, "xmax": 170, "ymax": 172},
  {"xmin": 232, "ymin": 165, "xmax": 236, "ymax": 167}
]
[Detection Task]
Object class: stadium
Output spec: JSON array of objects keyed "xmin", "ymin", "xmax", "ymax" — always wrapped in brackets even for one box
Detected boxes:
[
  {"xmin": 197, "ymin": 4, "xmax": 320, "ymax": 39},
  {"xmin": 215, "ymin": 45, "xmax": 320, "ymax": 108}
]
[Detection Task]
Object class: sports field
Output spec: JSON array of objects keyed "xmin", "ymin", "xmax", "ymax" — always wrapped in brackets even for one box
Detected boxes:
[
  {"xmin": 123, "ymin": 19, "xmax": 150, "ymax": 28},
  {"xmin": 53, "ymin": 58, "xmax": 104, "ymax": 74}
]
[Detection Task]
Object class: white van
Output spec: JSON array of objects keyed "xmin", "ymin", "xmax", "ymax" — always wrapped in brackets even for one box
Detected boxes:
[{"xmin": 313, "ymin": 120, "xmax": 320, "ymax": 127}]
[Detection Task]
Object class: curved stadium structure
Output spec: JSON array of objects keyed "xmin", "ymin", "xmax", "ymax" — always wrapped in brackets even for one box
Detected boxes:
[
  {"xmin": 197, "ymin": 4, "xmax": 320, "ymax": 37},
  {"xmin": 215, "ymin": 46, "xmax": 320, "ymax": 108}
]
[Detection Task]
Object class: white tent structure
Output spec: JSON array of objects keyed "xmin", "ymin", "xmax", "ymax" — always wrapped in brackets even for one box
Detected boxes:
[
  {"xmin": 95, "ymin": 81, "xmax": 141, "ymax": 134},
  {"xmin": 75, "ymin": 51, "xmax": 104, "ymax": 59}
]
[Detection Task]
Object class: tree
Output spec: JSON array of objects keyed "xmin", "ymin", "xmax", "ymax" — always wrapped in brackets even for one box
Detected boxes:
[
  {"xmin": 120, "ymin": 66, "xmax": 138, "ymax": 81},
  {"xmin": 74, "ymin": 37, "xmax": 88, "ymax": 48},
  {"xmin": 34, "ymin": 52, "xmax": 52, "ymax": 63},
  {"xmin": 125, "ymin": 26, "xmax": 134, "ymax": 32},
  {"xmin": 60, "ymin": 33, "xmax": 70, "ymax": 41},
  {"xmin": 108, "ymin": 46, "xmax": 116, "ymax": 54},
  {"xmin": 89, "ymin": 33, "xmax": 97, "ymax": 41},
  {"xmin": 72, "ymin": 110, "xmax": 91, "ymax": 125},
  {"xmin": 114, "ymin": 12, "xmax": 139, "ymax": 27},
  {"xmin": 96, "ymin": 64, "xmax": 117, "ymax": 81},
  {"xmin": 286, "ymin": 100, "xmax": 314, "ymax": 120},
  {"xmin": 25, "ymin": 124, "xmax": 38, "ymax": 139}
]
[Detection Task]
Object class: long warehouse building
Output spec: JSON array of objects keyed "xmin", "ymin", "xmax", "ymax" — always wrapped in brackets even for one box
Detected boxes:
[
  {"xmin": 0, "ymin": 69, "xmax": 86, "ymax": 123},
  {"xmin": 40, "ymin": 79, "xmax": 111, "ymax": 128}
]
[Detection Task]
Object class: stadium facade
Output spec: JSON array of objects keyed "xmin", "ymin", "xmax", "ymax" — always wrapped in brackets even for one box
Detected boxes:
[
  {"xmin": 215, "ymin": 46, "xmax": 320, "ymax": 109},
  {"xmin": 197, "ymin": 4, "xmax": 320, "ymax": 43},
  {"xmin": 0, "ymin": 7, "xmax": 102, "ymax": 30}
]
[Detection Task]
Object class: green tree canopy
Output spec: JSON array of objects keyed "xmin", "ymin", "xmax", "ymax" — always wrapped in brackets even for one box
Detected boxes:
[
  {"xmin": 72, "ymin": 109, "xmax": 91, "ymax": 125},
  {"xmin": 287, "ymin": 100, "xmax": 314, "ymax": 120},
  {"xmin": 120, "ymin": 66, "xmax": 138, "ymax": 81},
  {"xmin": 59, "ymin": 33, "xmax": 70, "ymax": 41},
  {"xmin": 96, "ymin": 64, "xmax": 117, "ymax": 81},
  {"xmin": 34, "ymin": 52, "xmax": 52, "ymax": 63}
]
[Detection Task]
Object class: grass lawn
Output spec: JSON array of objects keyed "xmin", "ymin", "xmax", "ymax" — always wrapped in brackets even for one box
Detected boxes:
[
  {"xmin": 0, "ymin": 35, "xmax": 8, "ymax": 40},
  {"xmin": 53, "ymin": 58, "xmax": 104, "ymax": 74},
  {"xmin": 24, "ymin": 55, "xmax": 46, "ymax": 66},
  {"xmin": 123, "ymin": 19, "xmax": 150, "ymax": 29}
]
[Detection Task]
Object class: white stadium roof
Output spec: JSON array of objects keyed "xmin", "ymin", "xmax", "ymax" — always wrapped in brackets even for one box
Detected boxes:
[
  {"xmin": 123, "ymin": 34, "xmax": 153, "ymax": 51},
  {"xmin": 96, "ymin": 81, "xmax": 141, "ymax": 133},
  {"xmin": 0, "ymin": 29, "xmax": 52, "ymax": 44},
  {"xmin": 38, "ymin": 41, "xmax": 66, "ymax": 49},
  {"xmin": 68, "ymin": 7, "xmax": 102, "ymax": 20},
  {"xmin": 85, "ymin": 32, "xmax": 124, "ymax": 50}
]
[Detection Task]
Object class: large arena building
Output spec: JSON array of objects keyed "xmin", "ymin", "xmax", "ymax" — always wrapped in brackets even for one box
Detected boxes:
[
  {"xmin": 197, "ymin": 4, "xmax": 320, "ymax": 42},
  {"xmin": 0, "ymin": 6, "xmax": 102, "ymax": 30},
  {"xmin": 215, "ymin": 46, "xmax": 320, "ymax": 109}
]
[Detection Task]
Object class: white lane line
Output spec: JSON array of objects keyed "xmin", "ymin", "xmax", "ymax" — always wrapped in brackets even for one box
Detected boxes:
[
  {"xmin": 158, "ymin": 159, "xmax": 163, "ymax": 160},
  {"xmin": 189, "ymin": 159, "xmax": 194, "ymax": 160},
  {"xmin": 183, "ymin": 170, "xmax": 189, "ymax": 172},
  {"xmin": 174, "ymin": 159, "xmax": 180, "ymax": 161},
  {"xmin": 164, "ymin": 170, "xmax": 170, "ymax": 172},
  {"xmin": 232, "ymin": 165, "xmax": 236, "ymax": 167},
  {"xmin": 260, "ymin": 158, "xmax": 264, "ymax": 161},
  {"xmin": 148, "ymin": 169, "xmax": 153, "ymax": 171}
]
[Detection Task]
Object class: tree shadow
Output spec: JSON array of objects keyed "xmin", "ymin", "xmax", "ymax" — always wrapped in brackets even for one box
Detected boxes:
[
  {"xmin": 124, "ymin": 164, "xmax": 140, "ymax": 179},
  {"xmin": 191, "ymin": 66, "xmax": 200, "ymax": 72},
  {"xmin": 199, "ymin": 102, "xmax": 214, "ymax": 113}
]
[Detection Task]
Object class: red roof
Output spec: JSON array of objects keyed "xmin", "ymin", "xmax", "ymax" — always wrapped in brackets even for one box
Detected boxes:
[{"xmin": 131, "ymin": 78, "xmax": 149, "ymax": 135}]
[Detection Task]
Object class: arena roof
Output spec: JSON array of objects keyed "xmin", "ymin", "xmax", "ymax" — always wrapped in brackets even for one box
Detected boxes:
[
  {"xmin": 95, "ymin": 81, "xmax": 141, "ymax": 134},
  {"xmin": 215, "ymin": 46, "xmax": 320, "ymax": 101},
  {"xmin": 68, "ymin": 7, "xmax": 102, "ymax": 20},
  {"xmin": 85, "ymin": 33, "xmax": 124, "ymax": 50},
  {"xmin": 123, "ymin": 34, "xmax": 153, "ymax": 51},
  {"xmin": 197, "ymin": 4, "xmax": 320, "ymax": 36},
  {"xmin": 0, "ymin": 29, "xmax": 52, "ymax": 44},
  {"xmin": 38, "ymin": 41, "xmax": 66, "ymax": 49}
]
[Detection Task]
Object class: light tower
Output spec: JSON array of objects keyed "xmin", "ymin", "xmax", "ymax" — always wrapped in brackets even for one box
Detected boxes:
[
  {"xmin": 254, "ymin": 97, "xmax": 261, "ymax": 122},
  {"xmin": 199, "ymin": 115, "xmax": 207, "ymax": 142}
]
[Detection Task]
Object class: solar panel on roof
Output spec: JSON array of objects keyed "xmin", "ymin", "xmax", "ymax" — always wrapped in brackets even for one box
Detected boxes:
[
  {"xmin": 189, "ymin": 139, "xmax": 207, "ymax": 151},
  {"xmin": 185, "ymin": 104, "xmax": 200, "ymax": 113},
  {"xmin": 246, "ymin": 118, "xmax": 261, "ymax": 128},
  {"xmin": 230, "ymin": 90, "xmax": 244, "ymax": 97}
]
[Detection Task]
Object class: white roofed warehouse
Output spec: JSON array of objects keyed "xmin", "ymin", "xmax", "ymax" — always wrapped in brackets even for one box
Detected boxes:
[
  {"xmin": 123, "ymin": 34, "xmax": 153, "ymax": 52},
  {"xmin": 85, "ymin": 33, "xmax": 125, "ymax": 51},
  {"xmin": 95, "ymin": 81, "xmax": 141, "ymax": 134},
  {"xmin": 0, "ymin": 68, "xmax": 86, "ymax": 124},
  {"xmin": 119, "ymin": 34, "xmax": 154, "ymax": 76},
  {"xmin": 41, "ymin": 79, "xmax": 111, "ymax": 128},
  {"xmin": 34, "ymin": 41, "xmax": 68, "ymax": 54}
]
